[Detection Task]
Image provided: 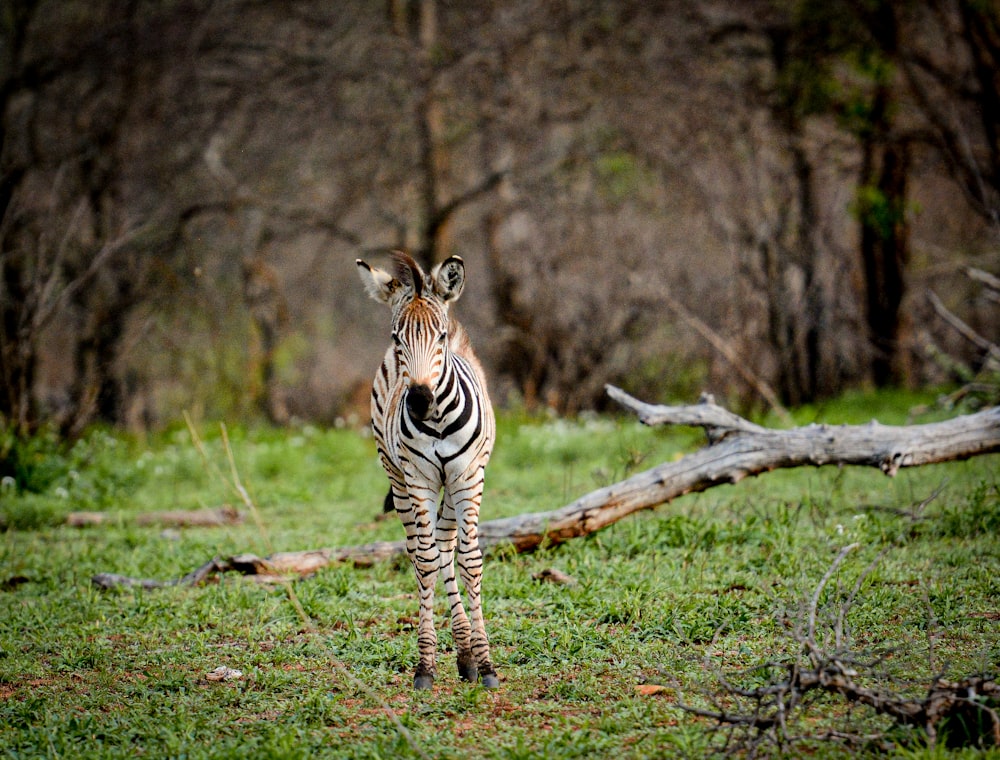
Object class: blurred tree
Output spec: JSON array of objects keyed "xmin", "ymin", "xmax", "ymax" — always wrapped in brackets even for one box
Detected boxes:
[
  {"xmin": 242, "ymin": 256, "xmax": 289, "ymax": 425},
  {"xmin": 902, "ymin": 0, "xmax": 1000, "ymax": 226},
  {"xmin": 392, "ymin": 0, "xmax": 505, "ymax": 270},
  {"xmin": 777, "ymin": 0, "xmax": 1000, "ymax": 388},
  {"xmin": 0, "ymin": 0, "xmax": 143, "ymax": 435},
  {"xmin": 683, "ymin": 2, "xmax": 844, "ymax": 406},
  {"xmin": 703, "ymin": 0, "xmax": 954, "ymax": 396},
  {"xmin": 2, "ymin": 0, "xmax": 996, "ymax": 433},
  {"xmin": 797, "ymin": 0, "xmax": 913, "ymax": 387}
]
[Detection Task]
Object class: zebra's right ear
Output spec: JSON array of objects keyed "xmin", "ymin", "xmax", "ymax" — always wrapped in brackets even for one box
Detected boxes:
[{"xmin": 356, "ymin": 259, "xmax": 402, "ymax": 305}]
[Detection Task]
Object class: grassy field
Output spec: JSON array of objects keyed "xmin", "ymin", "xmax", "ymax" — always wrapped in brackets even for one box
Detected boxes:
[{"xmin": 1, "ymin": 391, "xmax": 998, "ymax": 759}]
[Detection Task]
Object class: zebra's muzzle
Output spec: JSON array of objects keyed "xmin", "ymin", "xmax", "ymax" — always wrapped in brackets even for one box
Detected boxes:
[{"xmin": 406, "ymin": 384, "xmax": 434, "ymax": 421}]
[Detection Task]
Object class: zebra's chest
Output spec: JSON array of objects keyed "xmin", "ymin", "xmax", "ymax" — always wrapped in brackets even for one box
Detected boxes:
[
  {"xmin": 388, "ymin": 406, "xmax": 472, "ymax": 461},
  {"xmin": 374, "ymin": 402, "xmax": 480, "ymax": 480},
  {"xmin": 372, "ymin": 354, "xmax": 491, "ymax": 476}
]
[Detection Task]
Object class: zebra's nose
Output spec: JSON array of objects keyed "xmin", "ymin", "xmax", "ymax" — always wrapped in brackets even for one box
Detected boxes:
[{"xmin": 406, "ymin": 384, "xmax": 434, "ymax": 421}]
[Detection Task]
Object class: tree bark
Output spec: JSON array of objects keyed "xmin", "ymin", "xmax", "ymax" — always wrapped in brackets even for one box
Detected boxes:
[{"xmin": 92, "ymin": 386, "xmax": 1000, "ymax": 588}]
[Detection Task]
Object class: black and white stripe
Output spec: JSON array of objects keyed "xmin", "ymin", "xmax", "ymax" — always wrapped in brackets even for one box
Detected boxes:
[{"xmin": 357, "ymin": 251, "xmax": 498, "ymax": 690}]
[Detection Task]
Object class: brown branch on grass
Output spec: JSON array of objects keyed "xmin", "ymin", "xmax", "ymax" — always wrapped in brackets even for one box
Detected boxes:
[
  {"xmin": 683, "ymin": 665, "xmax": 999, "ymax": 751},
  {"xmin": 92, "ymin": 387, "xmax": 1000, "ymax": 590},
  {"xmin": 67, "ymin": 506, "xmax": 243, "ymax": 528}
]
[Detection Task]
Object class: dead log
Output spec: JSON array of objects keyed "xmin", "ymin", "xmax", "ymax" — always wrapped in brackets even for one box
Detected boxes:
[
  {"xmin": 91, "ymin": 542, "xmax": 407, "ymax": 590},
  {"xmin": 136, "ymin": 505, "xmax": 243, "ymax": 528},
  {"xmin": 478, "ymin": 385, "xmax": 1000, "ymax": 550},
  {"xmin": 92, "ymin": 387, "xmax": 1000, "ymax": 588}
]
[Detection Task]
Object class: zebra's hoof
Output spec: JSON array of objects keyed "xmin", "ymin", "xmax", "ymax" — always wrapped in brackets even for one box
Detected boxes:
[
  {"xmin": 413, "ymin": 673, "xmax": 434, "ymax": 690},
  {"xmin": 459, "ymin": 665, "xmax": 478, "ymax": 683},
  {"xmin": 481, "ymin": 673, "xmax": 500, "ymax": 689},
  {"xmin": 457, "ymin": 650, "xmax": 477, "ymax": 683}
]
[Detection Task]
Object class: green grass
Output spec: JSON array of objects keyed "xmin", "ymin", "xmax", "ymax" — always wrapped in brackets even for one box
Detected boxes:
[{"xmin": 1, "ymin": 391, "xmax": 999, "ymax": 758}]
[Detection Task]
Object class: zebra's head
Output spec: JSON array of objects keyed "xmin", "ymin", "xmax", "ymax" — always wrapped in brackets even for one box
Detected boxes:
[{"xmin": 356, "ymin": 251, "xmax": 466, "ymax": 421}]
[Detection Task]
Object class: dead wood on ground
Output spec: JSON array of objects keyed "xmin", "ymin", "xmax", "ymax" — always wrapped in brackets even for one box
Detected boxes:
[
  {"xmin": 92, "ymin": 387, "xmax": 1000, "ymax": 589},
  {"xmin": 68, "ymin": 505, "xmax": 243, "ymax": 528}
]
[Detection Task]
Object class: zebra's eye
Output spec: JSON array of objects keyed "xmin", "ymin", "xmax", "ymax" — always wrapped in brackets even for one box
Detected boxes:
[
  {"xmin": 392, "ymin": 332, "xmax": 402, "ymax": 346},
  {"xmin": 438, "ymin": 331, "xmax": 448, "ymax": 344}
]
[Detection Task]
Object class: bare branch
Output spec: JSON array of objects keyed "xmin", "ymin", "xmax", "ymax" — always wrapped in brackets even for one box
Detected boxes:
[
  {"xmin": 657, "ymin": 287, "xmax": 794, "ymax": 426},
  {"xmin": 31, "ymin": 223, "xmax": 146, "ymax": 333},
  {"xmin": 927, "ymin": 290, "xmax": 1000, "ymax": 363},
  {"xmin": 837, "ymin": 546, "xmax": 890, "ymax": 651},
  {"xmin": 809, "ymin": 543, "xmax": 859, "ymax": 646},
  {"xmin": 967, "ymin": 267, "xmax": 1000, "ymax": 295},
  {"xmin": 678, "ymin": 546, "xmax": 1000, "ymax": 751},
  {"xmin": 427, "ymin": 169, "xmax": 507, "ymax": 241}
]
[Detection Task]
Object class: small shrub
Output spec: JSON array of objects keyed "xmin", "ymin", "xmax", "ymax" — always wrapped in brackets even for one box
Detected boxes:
[
  {"xmin": 0, "ymin": 424, "xmax": 141, "ymax": 513},
  {"xmin": 0, "ymin": 423, "xmax": 69, "ymax": 494}
]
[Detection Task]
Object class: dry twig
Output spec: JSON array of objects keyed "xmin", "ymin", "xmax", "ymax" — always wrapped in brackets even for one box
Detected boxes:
[{"xmin": 676, "ymin": 544, "xmax": 999, "ymax": 754}]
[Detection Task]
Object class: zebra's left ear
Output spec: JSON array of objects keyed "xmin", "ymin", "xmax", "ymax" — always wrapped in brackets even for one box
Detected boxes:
[{"xmin": 430, "ymin": 256, "xmax": 466, "ymax": 302}]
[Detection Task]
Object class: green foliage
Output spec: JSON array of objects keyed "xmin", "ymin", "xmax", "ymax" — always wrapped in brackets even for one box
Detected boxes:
[
  {"xmin": 932, "ymin": 480, "xmax": 1000, "ymax": 539},
  {"xmin": 0, "ymin": 424, "xmax": 141, "ymax": 529},
  {"xmin": 0, "ymin": 422, "xmax": 67, "ymax": 494},
  {"xmin": 851, "ymin": 183, "xmax": 911, "ymax": 241},
  {"xmin": 594, "ymin": 151, "xmax": 649, "ymax": 203},
  {"xmin": 0, "ymin": 393, "xmax": 998, "ymax": 757},
  {"xmin": 0, "ymin": 492, "xmax": 65, "ymax": 531}
]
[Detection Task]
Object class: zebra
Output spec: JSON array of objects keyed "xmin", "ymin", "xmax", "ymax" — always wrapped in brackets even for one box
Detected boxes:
[{"xmin": 356, "ymin": 251, "xmax": 499, "ymax": 690}]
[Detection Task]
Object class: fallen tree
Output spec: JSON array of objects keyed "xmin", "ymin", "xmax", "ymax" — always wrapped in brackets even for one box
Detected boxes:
[{"xmin": 92, "ymin": 385, "xmax": 1000, "ymax": 589}]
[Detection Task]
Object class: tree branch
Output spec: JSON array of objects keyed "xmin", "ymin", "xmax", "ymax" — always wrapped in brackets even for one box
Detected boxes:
[
  {"xmin": 426, "ymin": 169, "xmax": 507, "ymax": 245},
  {"xmin": 927, "ymin": 290, "xmax": 1000, "ymax": 363},
  {"xmin": 656, "ymin": 287, "xmax": 793, "ymax": 425}
]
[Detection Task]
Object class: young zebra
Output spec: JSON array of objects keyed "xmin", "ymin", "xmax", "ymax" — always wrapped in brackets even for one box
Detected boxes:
[{"xmin": 356, "ymin": 251, "xmax": 499, "ymax": 690}]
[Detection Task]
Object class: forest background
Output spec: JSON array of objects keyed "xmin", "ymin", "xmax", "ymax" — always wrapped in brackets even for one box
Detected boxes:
[{"xmin": 2, "ymin": 0, "xmax": 998, "ymax": 438}]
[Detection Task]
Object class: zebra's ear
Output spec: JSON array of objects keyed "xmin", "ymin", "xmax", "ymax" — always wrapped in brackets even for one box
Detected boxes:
[
  {"xmin": 430, "ymin": 256, "xmax": 466, "ymax": 302},
  {"xmin": 356, "ymin": 259, "xmax": 402, "ymax": 305}
]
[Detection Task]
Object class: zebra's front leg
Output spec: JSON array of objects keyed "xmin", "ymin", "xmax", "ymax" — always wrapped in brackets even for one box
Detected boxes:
[
  {"xmin": 399, "ymin": 484, "xmax": 441, "ymax": 690},
  {"xmin": 412, "ymin": 531, "xmax": 441, "ymax": 690}
]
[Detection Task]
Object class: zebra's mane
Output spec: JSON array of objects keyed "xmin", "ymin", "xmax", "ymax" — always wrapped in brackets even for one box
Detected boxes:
[{"xmin": 391, "ymin": 251, "xmax": 424, "ymax": 298}]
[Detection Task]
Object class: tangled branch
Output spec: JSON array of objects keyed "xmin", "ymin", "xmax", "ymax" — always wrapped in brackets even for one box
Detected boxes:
[{"xmin": 679, "ymin": 543, "xmax": 999, "ymax": 754}]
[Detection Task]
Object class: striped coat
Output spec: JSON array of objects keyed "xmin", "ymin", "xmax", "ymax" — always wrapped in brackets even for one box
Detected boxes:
[{"xmin": 356, "ymin": 251, "xmax": 498, "ymax": 690}]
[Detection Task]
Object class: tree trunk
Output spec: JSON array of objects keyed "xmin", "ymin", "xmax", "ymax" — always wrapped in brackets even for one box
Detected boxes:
[
  {"xmin": 92, "ymin": 386, "xmax": 1000, "ymax": 589},
  {"xmin": 242, "ymin": 257, "xmax": 289, "ymax": 425},
  {"xmin": 860, "ymin": 136, "xmax": 910, "ymax": 387},
  {"xmin": 856, "ymin": 4, "xmax": 910, "ymax": 388},
  {"xmin": 757, "ymin": 26, "xmax": 826, "ymax": 407}
]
